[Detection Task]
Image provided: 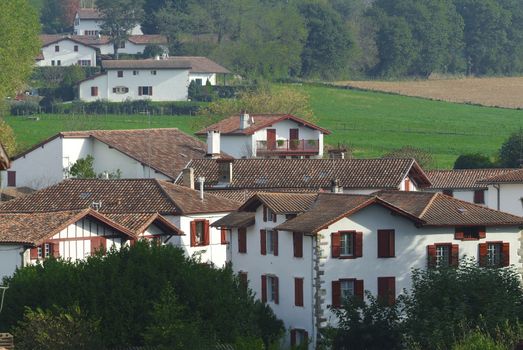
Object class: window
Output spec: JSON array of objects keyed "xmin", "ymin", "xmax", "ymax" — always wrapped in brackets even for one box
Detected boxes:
[
  {"xmin": 90, "ymin": 86, "xmax": 98, "ymax": 97},
  {"xmin": 190, "ymin": 220, "xmax": 209, "ymax": 247},
  {"xmin": 55, "ymin": 45, "xmax": 59, "ymax": 52},
  {"xmin": 293, "ymin": 232, "xmax": 303, "ymax": 258},
  {"xmin": 133, "ymin": 70, "xmax": 139, "ymax": 75},
  {"xmin": 479, "ymin": 241, "xmax": 509, "ymax": 267},
  {"xmin": 238, "ymin": 227, "xmax": 247, "ymax": 253},
  {"xmin": 260, "ymin": 229, "xmax": 278, "ymax": 256},
  {"xmin": 427, "ymin": 243, "xmax": 459, "ymax": 268},
  {"xmin": 220, "ymin": 227, "xmax": 228, "ymax": 245},
  {"xmin": 294, "ymin": 277, "xmax": 304, "ymax": 306},
  {"xmin": 263, "ymin": 205, "xmax": 277, "ymax": 222},
  {"xmin": 377, "ymin": 277, "xmax": 395, "ymax": 305},
  {"xmin": 57, "ymin": 60, "xmax": 61, "ymax": 66},
  {"xmin": 151, "ymin": 70, "xmax": 157, "ymax": 75},
  {"xmin": 261, "ymin": 275, "xmax": 279, "ymax": 304},
  {"xmin": 77, "ymin": 60, "xmax": 91, "ymax": 66},
  {"xmin": 331, "ymin": 279, "xmax": 363, "ymax": 307},
  {"xmin": 239, "ymin": 271, "xmax": 248, "ymax": 289},
  {"xmin": 74, "ymin": 45, "xmax": 78, "ymax": 52},
  {"xmin": 7, "ymin": 171, "xmax": 16, "ymax": 187},
  {"xmin": 51, "ymin": 60, "xmax": 55, "ymax": 66},
  {"xmin": 442, "ymin": 189, "xmax": 453, "ymax": 197},
  {"xmin": 117, "ymin": 70, "xmax": 123, "ymax": 78},
  {"xmin": 455, "ymin": 226, "xmax": 486, "ymax": 240},
  {"xmin": 377, "ymin": 229, "xmax": 395, "ymax": 258},
  {"xmin": 290, "ymin": 329, "xmax": 308, "ymax": 347},
  {"xmin": 30, "ymin": 243, "xmax": 58, "ymax": 260},
  {"xmin": 119, "ymin": 41, "xmax": 126, "ymax": 48},
  {"xmin": 91, "ymin": 237, "xmax": 107, "ymax": 254},
  {"xmin": 138, "ymin": 86, "xmax": 153, "ymax": 96},
  {"xmin": 331, "ymin": 231, "xmax": 362, "ymax": 259},
  {"xmin": 112, "ymin": 86, "xmax": 129, "ymax": 94},
  {"xmin": 474, "ymin": 190, "xmax": 485, "ymax": 204},
  {"xmin": 84, "ymin": 30, "xmax": 99, "ymax": 36}
]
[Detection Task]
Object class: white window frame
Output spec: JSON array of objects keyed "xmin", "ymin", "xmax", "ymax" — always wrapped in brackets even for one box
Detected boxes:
[
  {"xmin": 267, "ymin": 275, "xmax": 278, "ymax": 302},
  {"xmin": 266, "ymin": 229, "xmax": 274, "ymax": 255},
  {"xmin": 487, "ymin": 243, "xmax": 502, "ymax": 266},
  {"xmin": 436, "ymin": 244, "xmax": 451, "ymax": 267},
  {"xmin": 340, "ymin": 279, "xmax": 354, "ymax": 300}
]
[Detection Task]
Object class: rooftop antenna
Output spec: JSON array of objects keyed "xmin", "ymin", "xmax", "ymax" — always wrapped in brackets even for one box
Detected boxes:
[{"xmin": 0, "ymin": 285, "xmax": 8, "ymax": 314}]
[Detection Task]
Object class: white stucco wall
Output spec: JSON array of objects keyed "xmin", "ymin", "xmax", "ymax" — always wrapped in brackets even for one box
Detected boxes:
[
  {"xmin": 74, "ymin": 18, "xmax": 142, "ymax": 36},
  {"xmin": 426, "ymin": 189, "xmax": 478, "ymax": 205},
  {"xmin": 0, "ymin": 245, "xmax": 24, "ymax": 281},
  {"xmin": 487, "ymin": 183, "xmax": 523, "ymax": 216},
  {"xmin": 79, "ymin": 68, "xmax": 190, "ymax": 102},
  {"xmin": 37, "ymin": 40, "xmax": 97, "ymax": 67},
  {"xmin": 219, "ymin": 135, "xmax": 253, "ymax": 158},
  {"xmin": 189, "ymin": 73, "xmax": 216, "ymax": 86}
]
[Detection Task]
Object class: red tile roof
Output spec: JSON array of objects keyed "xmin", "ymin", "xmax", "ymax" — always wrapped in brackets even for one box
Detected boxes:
[
  {"xmin": 426, "ymin": 168, "xmax": 514, "ymax": 189},
  {"xmin": 39, "ymin": 34, "xmax": 99, "ymax": 49},
  {"xmin": 155, "ymin": 56, "xmax": 230, "ymax": 74},
  {"xmin": 128, "ymin": 35, "xmax": 168, "ymax": 45},
  {"xmin": 182, "ymin": 158, "xmax": 431, "ymax": 190},
  {"xmin": 194, "ymin": 114, "xmax": 331, "ymax": 136},
  {"xmin": 102, "ymin": 59, "xmax": 191, "ymax": 70},
  {"xmin": 77, "ymin": 8, "xmax": 102, "ymax": 20},
  {"xmin": 238, "ymin": 192, "xmax": 318, "ymax": 214},
  {"xmin": 477, "ymin": 168, "xmax": 523, "ymax": 184}
]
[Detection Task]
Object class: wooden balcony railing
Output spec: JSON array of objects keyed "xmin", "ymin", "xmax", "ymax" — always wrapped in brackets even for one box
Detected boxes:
[{"xmin": 256, "ymin": 139, "xmax": 320, "ymax": 155}]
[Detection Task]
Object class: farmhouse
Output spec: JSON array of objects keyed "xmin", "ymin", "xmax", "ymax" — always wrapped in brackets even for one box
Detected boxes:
[
  {"xmin": 214, "ymin": 191, "xmax": 523, "ymax": 348},
  {"xmin": 178, "ymin": 158, "xmax": 431, "ymax": 201},
  {"xmin": 38, "ymin": 35, "xmax": 98, "ymax": 67},
  {"xmin": 78, "ymin": 59, "xmax": 190, "ymax": 102},
  {"xmin": 73, "ymin": 35, "xmax": 168, "ymax": 56},
  {"xmin": 195, "ymin": 113, "xmax": 332, "ymax": 158},
  {"xmin": 0, "ymin": 178, "xmax": 240, "ymax": 280},
  {"xmin": 0, "ymin": 128, "xmax": 219, "ymax": 190},
  {"xmin": 73, "ymin": 8, "xmax": 143, "ymax": 36}
]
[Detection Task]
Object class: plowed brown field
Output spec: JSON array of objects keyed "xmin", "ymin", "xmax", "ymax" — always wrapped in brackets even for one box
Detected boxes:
[{"xmin": 337, "ymin": 77, "xmax": 523, "ymax": 109}]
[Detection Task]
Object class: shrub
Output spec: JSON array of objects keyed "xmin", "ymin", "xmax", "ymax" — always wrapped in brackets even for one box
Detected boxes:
[
  {"xmin": 41, "ymin": 100, "xmax": 204, "ymax": 115},
  {"xmin": 10, "ymin": 101, "xmax": 40, "ymax": 115},
  {"xmin": 451, "ymin": 330, "xmax": 506, "ymax": 350},
  {"xmin": 499, "ymin": 129, "xmax": 523, "ymax": 168},
  {"xmin": 454, "ymin": 153, "xmax": 497, "ymax": 169}
]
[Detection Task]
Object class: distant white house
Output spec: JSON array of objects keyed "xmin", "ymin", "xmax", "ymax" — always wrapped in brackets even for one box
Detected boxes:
[
  {"xmin": 74, "ymin": 35, "xmax": 168, "ymax": 56},
  {"xmin": 37, "ymin": 35, "xmax": 98, "ymax": 67},
  {"xmin": 78, "ymin": 59, "xmax": 190, "ymax": 102},
  {"xmin": 0, "ymin": 128, "xmax": 216, "ymax": 190},
  {"xmin": 73, "ymin": 8, "xmax": 143, "ymax": 36},
  {"xmin": 155, "ymin": 56, "xmax": 231, "ymax": 86},
  {"xmin": 477, "ymin": 168, "xmax": 523, "ymax": 217},
  {"xmin": 195, "ymin": 113, "xmax": 332, "ymax": 159}
]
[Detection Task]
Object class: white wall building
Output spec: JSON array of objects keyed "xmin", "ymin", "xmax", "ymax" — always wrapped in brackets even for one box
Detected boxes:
[
  {"xmin": 78, "ymin": 59, "xmax": 190, "ymax": 102},
  {"xmin": 478, "ymin": 168, "xmax": 523, "ymax": 217},
  {"xmin": 73, "ymin": 8, "xmax": 143, "ymax": 36},
  {"xmin": 38, "ymin": 35, "xmax": 97, "ymax": 67},
  {"xmin": 156, "ymin": 56, "xmax": 230, "ymax": 86},
  {"xmin": 0, "ymin": 128, "xmax": 212, "ymax": 190},
  {"xmin": 214, "ymin": 191, "xmax": 523, "ymax": 349}
]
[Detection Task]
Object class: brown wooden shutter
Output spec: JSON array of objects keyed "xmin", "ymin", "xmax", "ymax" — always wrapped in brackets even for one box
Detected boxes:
[
  {"xmin": 290, "ymin": 329, "xmax": 296, "ymax": 347},
  {"xmin": 204, "ymin": 220, "xmax": 210, "ymax": 245},
  {"xmin": 332, "ymin": 280, "xmax": 341, "ymax": 308},
  {"xmin": 388, "ymin": 231, "xmax": 395, "ymax": 257},
  {"xmin": 273, "ymin": 276, "xmax": 279, "ymax": 304},
  {"xmin": 263, "ymin": 205, "xmax": 267, "ymax": 222},
  {"xmin": 502, "ymin": 242, "xmax": 510, "ymax": 267},
  {"xmin": 479, "ymin": 227, "xmax": 486, "ymax": 239},
  {"xmin": 331, "ymin": 232, "xmax": 341, "ymax": 258},
  {"xmin": 261, "ymin": 275, "xmax": 267, "ymax": 302},
  {"xmin": 52, "ymin": 243, "xmax": 60, "ymax": 258},
  {"xmin": 238, "ymin": 228, "xmax": 247, "ymax": 253},
  {"xmin": 451, "ymin": 244, "xmax": 459, "ymax": 267},
  {"xmin": 239, "ymin": 271, "xmax": 248, "ymax": 289},
  {"xmin": 378, "ymin": 277, "xmax": 395, "ymax": 305},
  {"xmin": 273, "ymin": 230, "xmax": 278, "ymax": 256},
  {"xmin": 91, "ymin": 237, "xmax": 107, "ymax": 254},
  {"xmin": 260, "ymin": 230, "xmax": 266, "ymax": 255},
  {"xmin": 474, "ymin": 190, "xmax": 485, "ymax": 204},
  {"xmin": 7, "ymin": 171, "xmax": 16, "ymax": 187},
  {"xmin": 190, "ymin": 221, "xmax": 197, "ymax": 247},
  {"xmin": 30, "ymin": 247, "xmax": 38, "ymax": 259},
  {"xmin": 304, "ymin": 331, "xmax": 309, "ymax": 345},
  {"xmin": 355, "ymin": 279, "xmax": 364, "ymax": 301},
  {"xmin": 378, "ymin": 230, "xmax": 394, "ymax": 258},
  {"xmin": 354, "ymin": 232, "xmax": 363, "ymax": 258},
  {"xmin": 479, "ymin": 243, "xmax": 488, "ymax": 267},
  {"xmin": 138, "ymin": 86, "xmax": 143, "ymax": 96},
  {"xmin": 295, "ymin": 278, "xmax": 304, "ymax": 307},
  {"xmin": 405, "ymin": 177, "xmax": 411, "ymax": 191},
  {"xmin": 293, "ymin": 232, "xmax": 303, "ymax": 258},
  {"xmin": 221, "ymin": 228, "xmax": 227, "ymax": 245},
  {"xmin": 454, "ymin": 227, "xmax": 464, "ymax": 240},
  {"xmin": 150, "ymin": 86, "xmax": 153, "ymax": 96},
  {"xmin": 427, "ymin": 245, "xmax": 436, "ymax": 268}
]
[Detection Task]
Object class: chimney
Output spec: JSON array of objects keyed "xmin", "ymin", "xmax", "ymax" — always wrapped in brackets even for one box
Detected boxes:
[
  {"xmin": 239, "ymin": 111, "xmax": 250, "ymax": 130},
  {"xmin": 198, "ymin": 177, "xmax": 205, "ymax": 200},
  {"xmin": 206, "ymin": 130, "xmax": 221, "ymax": 158},
  {"xmin": 330, "ymin": 179, "xmax": 342, "ymax": 193},
  {"xmin": 218, "ymin": 159, "xmax": 233, "ymax": 184},
  {"xmin": 182, "ymin": 167, "xmax": 195, "ymax": 190}
]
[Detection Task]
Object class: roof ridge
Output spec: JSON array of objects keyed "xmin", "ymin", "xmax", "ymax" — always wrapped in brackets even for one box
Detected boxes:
[{"xmin": 417, "ymin": 192, "xmax": 439, "ymax": 219}]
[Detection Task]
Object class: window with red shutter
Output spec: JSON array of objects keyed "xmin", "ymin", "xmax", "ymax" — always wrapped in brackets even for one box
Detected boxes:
[
  {"xmin": 427, "ymin": 245, "xmax": 437, "ymax": 268},
  {"xmin": 331, "ymin": 280, "xmax": 341, "ymax": 308},
  {"xmin": 483, "ymin": 241, "xmax": 509, "ymax": 267},
  {"xmin": 451, "ymin": 244, "xmax": 459, "ymax": 267},
  {"xmin": 294, "ymin": 277, "xmax": 304, "ymax": 307},
  {"xmin": 272, "ymin": 276, "xmax": 279, "ymax": 304},
  {"xmin": 354, "ymin": 279, "xmax": 364, "ymax": 301},
  {"xmin": 91, "ymin": 237, "xmax": 107, "ymax": 255},
  {"xmin": 203, "ymin": 220, "xmax": 210, "ymax": 245},
  {"xmin": 260, "ymin": 229, "xmax": 267, "ymax": 255},
  {"xmin": 239, "ymin": 271, "xmax": 248, "ymax": 289},
  {"xmin": 90, "ymin": 86, "xmax": 98, "ymax": 97},
  {"xmin": 293, "ymin": 232, "xmax": 303, "ymax": 258},
  {"xmin": 273, "ymin": 230, "xmax": 278, "ymax": 256},
  {"xmin": 190, "ymin": 220, "xmax": 208, "ymax": 246},
  {"xmin": 261, "ymin": 275, "xmax": 267, "ymax": 302},
  {"xmin": 502, "ymin": 242, "xmax": 510, "ymax": 267},
  {"xmin": 30, "ymin": 247, "xmax": 38, "ymax": 259},
  {"xmin": 331, "ymin": 232, "xmax": 341, "ymax": 258},
  {"xmin": 290, "ymin": 329, "xmax": 308, "ymax": 347},
  {"xmin": 478, "ymin": 242, "xmax": 488, "ymax": 267},
  {"xmin": 377, "ymin": 277, "xmax": 395, "ymax": 305},
  {"xmin": 455, "ymin": 226, "xmax": 485, "ymax": 240},
  {"xmin": 354, "ymin": 232, "xmax": 363, "ymax": 258},
  {"xmin": 263, "ymin": 205, "xmax": 267, "ymax": 222},
  {"xmin": 473, "ymin": 190, "xmax": 485, "ymax": 204},
  {"xmin": 238, "ymin": 227, "xmax": 247, "ymax": 253},
  {"xmin": 377, "ymin": 230, "xmax": 395, "ymax": 258},
  {"xmin": 7, "ymin": 171, "xmax": 16, "ymax": 187},
  {"xmin": 52, "ymin": 243, "xmax": 60, "ymax": 258},
  {"xmin": 220, "ymin": 228, "xmax": 228, "ymax": 245}
]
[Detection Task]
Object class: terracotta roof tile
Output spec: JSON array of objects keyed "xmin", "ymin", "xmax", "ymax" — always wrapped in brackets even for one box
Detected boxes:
[
  {"xmin": 39, "ymin": 34, "xmax": 100, "ymax": 48},
  {"xmin": 207, "ymin": 188, "xmax": 319, "ymax": 203},
  {"xmin": 128, "ymin": 35, "xmax": 168, "ymax": 45},
  {"xmin": 239, "ymin": 192, "xmax": 318, "ymax": 214},
  {"xmin": 195, "ymin": 114, "xmax": 331, "ymax": 135},
  {"xmin": 477, "ymin": 168, "xmax": 523, "ymax": 183},
  {"xmin": 211, "ymin": 212, "xmax": 255, "ymax": 228},
  {"xmin": 77, "ymin": 8, "xmax": 102, "ymax": 19},
  {"xmin": 426, "ymin": 169, "xmax": 514, "ymax": 189},
  {"xmin": 155, "ymin": 56, "xmax": 230, "ymax": 74},
  {"xmin": 102, "ymin": 60, "xmax": 191, "ymax": 70},
  {"xmin": 183, "ymin": 158, "xmax": 431, "ymax": 190}
]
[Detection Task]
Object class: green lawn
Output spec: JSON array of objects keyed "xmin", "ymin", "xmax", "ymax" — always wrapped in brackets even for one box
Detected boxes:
[{"xmin": 5, "ymin": 84, "xmax": 523, "ymax": 169}]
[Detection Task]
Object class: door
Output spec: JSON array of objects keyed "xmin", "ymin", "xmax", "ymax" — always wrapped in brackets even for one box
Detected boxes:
[
  {"xmin": 290, "ymin": 128, "xmax": 299, "ymax": 150},
  {"xmin": 267, "ymin": 129, "xmax": 276, "ymax": 150}
]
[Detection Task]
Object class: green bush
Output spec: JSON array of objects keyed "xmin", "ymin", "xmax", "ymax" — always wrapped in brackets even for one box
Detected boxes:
[
  {"xmin": 42, "ymin": 100, "xmax": 204, "ymax": 115},
  {"xmin": 451, "ymin": 330, "xmax": 506, "ymax": 350},
  {"xmin": 10, "ymin": 101, "xmax": 40, "ymax": 115}
]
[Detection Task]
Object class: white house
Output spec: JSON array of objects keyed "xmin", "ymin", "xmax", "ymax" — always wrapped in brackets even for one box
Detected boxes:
[
  {"xmin": 0, "ymin": 178, "xmax": 240, "ymax": 280},
  {"xmin": 177, "ymin": 158, "xmax": 432, "ymax": 202},
  {"xmin": 195, "ymin": 113, "xmax": 332, "ymax": 159},
  {"xmin": 74, "ymin": 35, "xmax": 168, "ymax": 56},
  {"xmin": 0, "ymin": 128, "xmax": 218, "ymax": 190},
  {"xmin": 477, "ymin": 168, "xmax": 523, "ymax": 217},
  {"xmin": 154, "ymin": 56, "xmax": 230, "ymax": 86},
  {"xmin": 214, "ymin": 191, "xmax": 523, "ymax": 348},
  {"xmin": 73, "ymin": 8, "xmax": 143, "ymax": 36},
  {"xmin": 78, "ymin": 59, "xmax": 190, "ymax": 102},
  {"xmin": 38, "ymin": 35, "xmax": 98, "ymax": 67}
]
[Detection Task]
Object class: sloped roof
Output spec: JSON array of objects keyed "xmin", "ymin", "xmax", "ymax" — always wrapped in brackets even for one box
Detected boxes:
[
  {"xmin": 195, "ymin": 114, "xmax": 331, "ymax": 136},
  {"xmin": 182, "ymin": 158, "xmax": 431, "ymax": 190},
  {"xmin": 77, "ymin": 8, "xmax": 102, "ymax": 20},
  {"xmin": 426, "ymin": 168, "xmax": 514, "ymax": 189},
  {"xmin": 102, "ymin": 59, "xmax": 191, "ymax": 70},
  {"xmin": 128, "ymin": 35, "xmax": 168, "ymax": 45},
  {"xmin": 238, "ymin": 192, "xmax": 318, "ymax": 214},
  {"xmin": 39, "ymin": 34, "xmax": 98, "ymax": 49},
  {"xmin": 211, "ymin": 212, "xmax": 255, "ymax": 228},
  {"xmin": 12, "ymin": 129, "xmax": 218, "ymax": 180},
  {"xmin": 159, "ymin": 56, "xmax": 230, "ymax": 74},
  {"xmin": 0, "ymin": 179, "xmax": 240, "ymax": 215},
  {"xmin": 477, "ymin": 168, "xmax": 523, "ymax": 184},
  {"xmin": 0, "ymin": 143, "xmax": 9, "ymax": 170}
]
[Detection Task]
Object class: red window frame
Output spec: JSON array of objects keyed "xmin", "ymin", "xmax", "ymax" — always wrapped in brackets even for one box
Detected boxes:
[{"xmin": 190, "ymin": 219, "xmax": 210, "ymax": 247}]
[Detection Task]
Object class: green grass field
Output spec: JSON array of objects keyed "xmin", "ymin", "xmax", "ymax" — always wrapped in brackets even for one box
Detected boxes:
[{"xmin": 5, "ymin": 83, "xmax": 523, "ymax": 169}]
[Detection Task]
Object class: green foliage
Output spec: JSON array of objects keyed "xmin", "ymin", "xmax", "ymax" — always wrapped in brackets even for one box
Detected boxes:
[
  {"xmin": 1, "ymin": 243, "xmax": 284, "ymax": 348},
  {"xmin": 382, "ymin": 145, "xmax": 435, "ymax": 169},
  {"xmin": 0, "ymin": 119, "xmax": 17, "ymax": 155},
  {"xmin": 498, "ymin": 129, "xmax": 523, "ymax": 168},
  {"xmin": 454, "ymin": 153, "xmax": 497, "ymax": 169},
  {"xmin": 141, "ymin": 44, "xmax": 165, "ymax": 58},
  {"xmin": 40, "ymin": 0, "xmax": 78, "ymax": 34},
  {"xmin": 12, "ymin": 305, "xmax": 103, "ymax": 350},
  {"xmin": 451, "ymin": 330, "xmax": 506, "ymax": 350},
  {"xmin": 69, "ymin": 155, "xmax": 96, "ymax": 179}
]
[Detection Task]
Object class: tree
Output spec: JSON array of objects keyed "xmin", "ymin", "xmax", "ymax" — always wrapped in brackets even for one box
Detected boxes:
[
  {"xmin": 498, "ymin": 129, "xmax": 523, "ymax": 168},
  {"xmin": 382, "ymin": 146, "xmax": 434, "ymax": 169},
  {"xmin": 41, "ymin": 0, "xmax": 79, "ymax": 34},
  {"xmin": 96, "ymin": 0, "xmax": 145, "ymax": 59},
  {"xmin": 0, "ymin": 0, "xmax": 40, "ymax": 103},
  {"xmin": 68, "ymin": 155, "xmax": 96, "ymax": 178},
  {"xmin": 0, "ymin": 120, "xmax": 17, "ymax": 156},
  {"xmin": 454, "ymin": 153, "xmax": 496, "ymax": 169}
]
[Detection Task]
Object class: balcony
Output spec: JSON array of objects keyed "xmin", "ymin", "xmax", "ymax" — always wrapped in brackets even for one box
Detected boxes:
[{"xmin": 256, "ymin": 139, "xmax": 320, "ymax": 156}]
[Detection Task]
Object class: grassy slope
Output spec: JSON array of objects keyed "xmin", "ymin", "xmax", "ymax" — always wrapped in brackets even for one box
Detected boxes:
[{"xmin": 293, "ymin": 84, "xmax": 523, "ymax": 168}]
